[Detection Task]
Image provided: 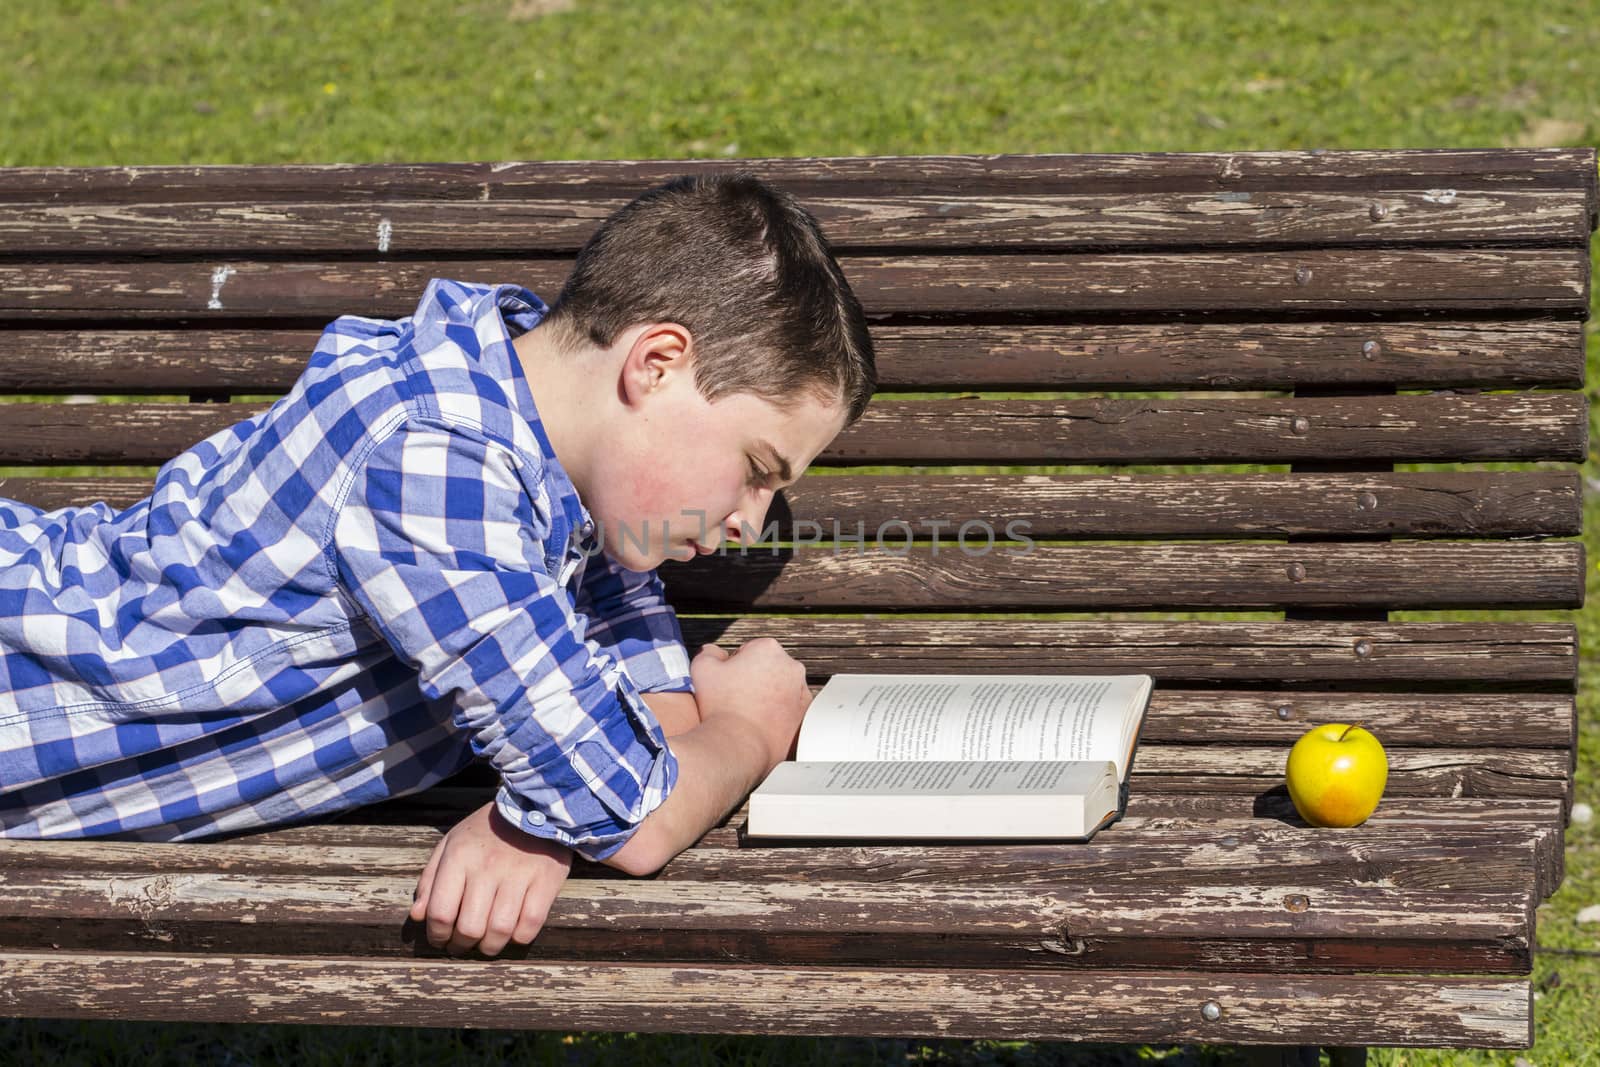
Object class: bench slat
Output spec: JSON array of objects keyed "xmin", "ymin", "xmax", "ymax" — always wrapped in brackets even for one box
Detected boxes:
[
  {"xmin": 0, "ymin": 820, "xmax": 1545, "ymax": 891},
  {"xmin": 658, "ymin": 543, "xmax": 1585, "ymax": 611},
  {"xmin": 0, "ymin": 394, "xmax": 1583, "ymax": 465},
  {"xmin": 0, "ymin": 249, "xmax": 1586, "ymax": 319},
  {"xmin": 217, "ymin": 794, "xmax": 1569, "ymax": 901},
  {"xmin": 0, "ymin": 189, "xmax": 1588, "ymax": 254},
  {"xmin": 0, "ymin": 866, "xmax": 1534, "ymax": 975},
  {"xmin": 675, "ymin": 621, "xmax": 1578, "ymax": 687},
  {"xmin": 0, "ymin": 952, "xmax": 1533, "ymax": 1046},
  {"xmin": 386, "ymin": 743, "xmax": 1571, "ymax": 803},
  {"xmin": 0, "ymin": 472, "xmax": 1579, "ymax": 540},
  {"xmin": 1, "ymin": 320, "xmax": 1582, "ymax": 393},
  {"xmin": 0, "ymin": 147, "xmax": 1588, "ymax": 201},
  {"xmin": 3, "ymin": 815, "xmax": 1556, "ymax": 899}
]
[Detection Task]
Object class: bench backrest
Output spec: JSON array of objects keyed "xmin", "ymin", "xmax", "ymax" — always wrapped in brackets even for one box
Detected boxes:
[{"xmin": 1, "ymin": 149, "xmax": 1590, "ymax": 814}]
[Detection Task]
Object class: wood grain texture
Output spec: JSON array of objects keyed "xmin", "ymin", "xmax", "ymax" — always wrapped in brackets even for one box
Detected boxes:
[
  {"xmin": 0, "ymin": 249, "xmax": 1587, "ymax": 320},
  {"xmin": 0, "ymin": 472, "xmax": 1580, "ymax": 540},
  {"xmin": 657, "ymin": 542, "xmax": 1585, "ymax": 612},
  {"xmin": 0, "ymin": 394, "xmax": 1584, "ymax": 465},
  {"xmin": 0, "ymin": 146, "xmax": 1589, "ymax": 200},
  {"xmin": 1, "ymin": 320, "xmax": 1583, "ymax": 393},
  {"xmin": 189, "ymin": 794, "xmax": 1570, "ymax": 902},
  {"xmin": 0, "ymin": 189, "xmax": 1588, "ymax": 254},
  {"xmin": 0, "ymin": 864, "xmax": 1534, "ymax": 974},
  {"xmin": 0, "ymin": 952, "xmax": 1533, "ymax": 1046}
]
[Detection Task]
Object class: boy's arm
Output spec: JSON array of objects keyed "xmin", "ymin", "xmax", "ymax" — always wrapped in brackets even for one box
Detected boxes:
[
  {"xmin": 572, "ymin": 549, "xmax": 701, "ymax": 734},
  {"xmin": 603, "ymin": 640, "xmax": 809, "ymax": 876},
  {"xmin": 572, "ymin": 547, "xmax": 697, "ymax": 704},
  {"xmin": 329, "ymin": 423, "xmax": 678, "ymax": 862},
  {"xmin": 639, "ymin": 690, "xmax": 702, "ymax": 736}
]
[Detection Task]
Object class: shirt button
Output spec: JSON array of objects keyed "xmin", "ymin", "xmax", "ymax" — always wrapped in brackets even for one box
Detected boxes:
[
  {"xmin": 580, "ymin": 520, "xmax": 594, "ymax": 538},
  {"xmin": 528, "ymin": 811, "xmax": 546, "ymax": 826}
]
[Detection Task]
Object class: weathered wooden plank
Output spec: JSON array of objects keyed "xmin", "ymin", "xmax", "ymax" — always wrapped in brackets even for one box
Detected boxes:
[
  {"xmin": 669, "ymin": 621, "xmax": 1579, "ymax": 688},
  {"xmin": 0, "ymin": 189, "xmax": 1587, "ymax": 254},
  {"xmin": 1, "ymin": 320, "xmax": 1583, "ymax": 393},
  {"xmin": 766, "ymin": 471, "xmax": 1582, "ymax": 539},
  {"xmin": 0, "ymin": 394, "xmax": 1585, "ymax": 466},
  {"xmin": 203, "ymin": 794, "xmax": 1569, "ymax": 901},
  {"xmin": 658, "ymin": 543, "xmax": 1586, "ymax": 612},
  {"xmin": 0, "ymin": 819, "xmax": 1538, "ymax": 885},
  {"xmin": 0, "ymin": 866, "xmax": 1533, "ymax": 974},
  {"xmin": 0, "ymin": 250, "xmax": 1586, "ymax": 320},
  {"xmin": 2, "ymin": 472, "xmax": 1578, "ymax": 541},
  {"xmin": 822, "ymin": 394, "xmax": 1590, "ymax": 464},
  {"xmin": 0, "ymin": 952, "xmax": 1534, "ymax": 1046},
  {"xmin": 0, "ymin": 147, "xmax": 1588, "ymax": 202},
  {"xmin": 330, "ymin": 742, "xmax": 1572, "ymax": 835},
  {"xmin": 394, "ymin": 743, "xmax": 1571, "ymax": 802}
]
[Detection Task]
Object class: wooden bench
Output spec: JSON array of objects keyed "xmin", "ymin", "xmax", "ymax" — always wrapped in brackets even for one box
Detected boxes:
[{"xmin": 0, "ymin": 148, "xmax": 1592, "ymax": 1063}]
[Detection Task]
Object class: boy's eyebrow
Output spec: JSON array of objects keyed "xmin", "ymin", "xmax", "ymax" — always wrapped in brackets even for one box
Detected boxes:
[{"xmin": 756, "ymin": 439, "xmax": 794, "ymax": 483}]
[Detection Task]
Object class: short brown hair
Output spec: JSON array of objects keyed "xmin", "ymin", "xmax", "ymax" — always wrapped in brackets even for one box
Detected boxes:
[{"xmin": 538, "ymin": 172, "xmax": 876, "ymax": 424}]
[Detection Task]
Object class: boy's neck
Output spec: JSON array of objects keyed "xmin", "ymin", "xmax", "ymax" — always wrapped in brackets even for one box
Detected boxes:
[{"xmin": 510, "ymin": 325, "xmax": 600, "ymax": 499}]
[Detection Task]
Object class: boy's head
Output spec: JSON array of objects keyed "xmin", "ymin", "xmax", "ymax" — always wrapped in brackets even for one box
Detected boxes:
[
  {"xmin": 523, "ymin": 172, "xmax": 877, "ymax": 570},
  {"xmin": 538, "ymin": 172, "xmax": 876, "ymax": 425}
]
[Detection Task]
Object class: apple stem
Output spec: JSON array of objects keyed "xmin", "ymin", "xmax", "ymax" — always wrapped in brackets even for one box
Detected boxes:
[{"xmin": 1338, "ymin": 721, "xmax": 1365, "ymax": 742}]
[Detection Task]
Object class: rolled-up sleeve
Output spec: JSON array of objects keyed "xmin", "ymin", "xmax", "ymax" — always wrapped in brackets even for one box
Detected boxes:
[
  {"xmin": 574, "ymin": 548, "xmax": 694, "ymax": 696},
  {"xmin": 327, "ymin": 419, "xmax": 676, "ymax": 861}
]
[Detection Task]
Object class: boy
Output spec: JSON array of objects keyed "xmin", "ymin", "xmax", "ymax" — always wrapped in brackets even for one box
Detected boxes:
[{"xmin": 0, "ymin": 172, "xmax": 877, "ymax": 959}]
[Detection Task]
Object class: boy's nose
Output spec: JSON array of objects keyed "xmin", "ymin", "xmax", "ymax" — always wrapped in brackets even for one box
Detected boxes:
[{"xmin": 724, "ymin": 497, "xmax": 773, "ymax": 547}]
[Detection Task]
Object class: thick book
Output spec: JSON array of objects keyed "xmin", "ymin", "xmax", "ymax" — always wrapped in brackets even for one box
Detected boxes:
[{"xmin": 745, "ymin": 673, "xmax": 1154, "ymax": 842}]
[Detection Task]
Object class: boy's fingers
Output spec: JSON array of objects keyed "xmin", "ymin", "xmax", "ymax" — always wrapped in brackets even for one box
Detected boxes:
[
  {"xmin": 477, "ymin": 882, "xmax": 529, "ymax": 958},
  {"xmin": 424, "ymin": 858, "xmax": 467, "ymax": 949},
  {"xmin": 445, "ymin": 875, "xmax": 496, "ymax": 956},
  {"xmin": 409, "ymin": 838, "xmax": 445, "ymax": 922},
  {"xmin": 695, "ymin": 643, "xmax": 729, "ymax": 661},
  {"xmin": 511, "ymin": 872, "xmax": 560, "ymax": 946}
]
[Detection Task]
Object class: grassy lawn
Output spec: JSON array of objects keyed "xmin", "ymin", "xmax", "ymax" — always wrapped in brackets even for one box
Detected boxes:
[{"xmin": 2, "ymin": 0, "xmax": 1598, "ymax": 1064}]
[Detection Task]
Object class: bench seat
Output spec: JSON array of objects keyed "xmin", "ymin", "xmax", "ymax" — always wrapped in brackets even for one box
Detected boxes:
[{"xmin": 0, "ymin": 147, "xmax": 1592, "ymax": 1057}]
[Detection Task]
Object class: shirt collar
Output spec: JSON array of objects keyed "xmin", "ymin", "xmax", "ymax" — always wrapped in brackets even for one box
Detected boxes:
[{"xmin": 441, "ymin": 279, "xmax": 596, "ymax": 545}]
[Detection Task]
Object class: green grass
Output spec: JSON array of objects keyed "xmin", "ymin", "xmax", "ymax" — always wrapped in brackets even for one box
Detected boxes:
[{"xmin": 2, "ymin": 0, "xmax": 1599, "ymax": 1064}]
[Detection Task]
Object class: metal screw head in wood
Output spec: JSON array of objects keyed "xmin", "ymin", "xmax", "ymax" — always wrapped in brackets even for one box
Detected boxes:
[
  {"xmin": 1201, "ymin": 1000, "xmax": 1223, "ymax": 1022},
  {"xmin": 1287, "ymin": 562, "xmax": 1307, "ymax": 582},
  {"xmin": 1295, "ymin": 266, "xmax": 1313, "ymax": 285},
  {"xmin": 1276, "ymin": 704, "xmax": 1293, "ymax": 720},
  {"xmin": 1362, "ymin": 339, "xmax": 1382, "ymax": 359},
  {"xmin": 1291, "ymin": 416, "xmax": 1311, "ymax": 435},
  {"xmin": 1370, "ymin": 202, "xmax": 1389, "ymax": 221}
]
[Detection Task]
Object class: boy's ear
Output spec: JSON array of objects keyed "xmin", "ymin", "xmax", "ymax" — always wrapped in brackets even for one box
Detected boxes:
[{"xmin": 619, "ymin": 321, "xmax": 695, "ymax": 405}]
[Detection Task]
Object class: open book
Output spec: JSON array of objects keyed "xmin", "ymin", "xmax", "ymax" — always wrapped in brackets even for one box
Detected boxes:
[{"xmin": 745, "ymin": 673, "xmax": 1154, "ymax": 842}]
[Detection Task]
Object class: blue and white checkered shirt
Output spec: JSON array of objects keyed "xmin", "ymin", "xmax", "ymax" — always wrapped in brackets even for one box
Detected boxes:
[{"xmin": 0, "ymin": 279, "xmax": 690, "ymax": 861}]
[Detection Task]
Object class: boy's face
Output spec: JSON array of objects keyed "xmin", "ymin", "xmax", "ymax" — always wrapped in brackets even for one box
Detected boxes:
[{"xmin": 587, "ymin": 325, "xmax": 849, "ymax": 572}]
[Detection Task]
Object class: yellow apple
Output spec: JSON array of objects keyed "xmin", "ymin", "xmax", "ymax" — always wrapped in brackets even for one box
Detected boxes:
[{"xmin": 1285, "ymin": 722, "xmax": 1388, "ymax": 827}]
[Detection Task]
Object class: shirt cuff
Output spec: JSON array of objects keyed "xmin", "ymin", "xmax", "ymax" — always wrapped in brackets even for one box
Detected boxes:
[{"xmin": 492, "ymin": 677, "xmax": 680, "ymax": 862}]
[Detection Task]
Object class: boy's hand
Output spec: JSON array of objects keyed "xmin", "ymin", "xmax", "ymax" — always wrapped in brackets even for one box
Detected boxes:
[
  {"xmin": 690, "ymin": 638, "xmax": 813, "ymax": 769},
  {"xmin": 408, "ymin": 800, "xmax": 571, "ymax": 957}
]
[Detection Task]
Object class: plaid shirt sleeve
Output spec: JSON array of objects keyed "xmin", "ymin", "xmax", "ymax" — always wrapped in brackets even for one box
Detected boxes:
[
  {"xmin": 328, "ymin": 418, "xmax": 677, "ymax": 862},
  {"xmin": 573, "ymin": 548, "xmax": 695, "ymax": 697}
]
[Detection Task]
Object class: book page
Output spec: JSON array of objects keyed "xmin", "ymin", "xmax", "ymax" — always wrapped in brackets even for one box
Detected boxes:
[
  {"xmin": 747, "ymin": 759, "xmax": 1119, "ymax": 840},
  {"xmin": 766, "ymin": 759, "xmax": 1113, "ymax": 796},
  {"xmin": 795, "ymin": 674, "xmax": 1150, "ymax": 776}
]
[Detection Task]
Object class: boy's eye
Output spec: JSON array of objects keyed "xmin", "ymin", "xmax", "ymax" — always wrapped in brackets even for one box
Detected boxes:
[{"xmin": 748, "ymin": 459, "xmax": 771, "ymax": 486}]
